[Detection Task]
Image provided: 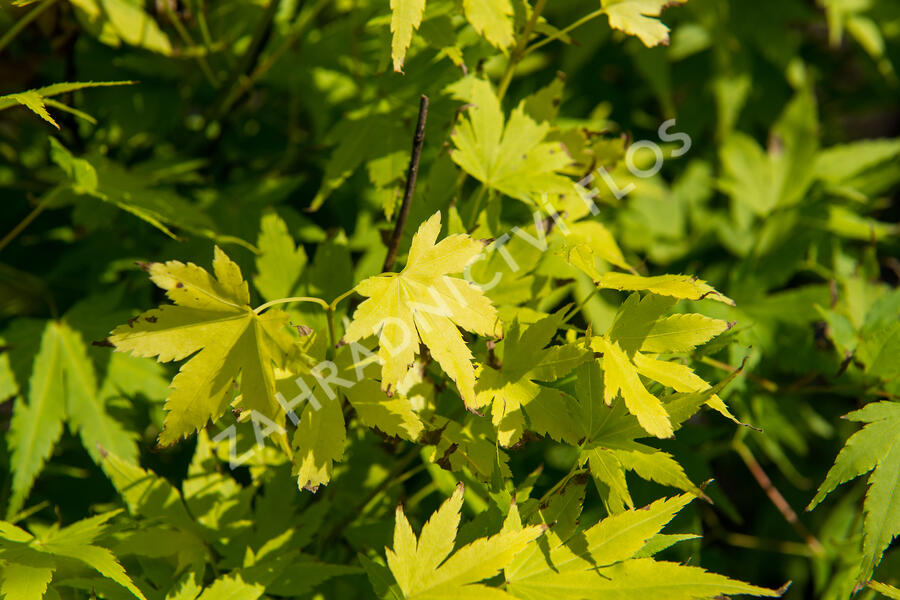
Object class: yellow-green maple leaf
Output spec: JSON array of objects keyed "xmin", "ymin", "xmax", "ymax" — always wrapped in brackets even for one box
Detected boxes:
[
  {"xmin": 588, "ymin": 288, "xmax": 738, "ymax": 438},
  {"xmin": 506, "ymin": 493, "xmax": 780, "ymax": 599},
  {"xmin": 808, "ymin": 401, "xmax": 900, "ymax": 584},
  {"xmin": 601, "ymin": 0, "xmax": 687, "ymax": 47},
  {"xmin": 592, "ymin": 335, "xmax": 674, "ymax": 438},
  {"xmin": 109, "ymin": 247, "xmax": 301, "ymax": 448},
  {"xmin": 344, "ymin": 211, "xmax": 500, "ymax": 409},
  {"xmin": 567, "ymin": 256, "xmax": 735, "ymax": 309},
  {"xmin": 448, "ymin": 78, "xmax": 577, "ymax": 208},
  {"xmin": 275, "ymin": 341, "xmax": 423, "ymax": 491},
  {"xmin": 597, "ymin": 272, "xmax": 735, "ymax": 305},
  {"xmin": 462, "ymin": 0, "xmax": 514, "ymax": 49},
  {"xmin": 385, "ymin": 484, "xmax": 545, "ymax": 599},
  {"xmin": 604, "ymin": 292, "xmax": 740, "ymax": 424},
  {"xmin": 391, "ymin": 0, "xmax": 427, "ymax": 72},
  {"xmin": 475, "ymin": 312, "xmax": 590, "ymax": 446}
]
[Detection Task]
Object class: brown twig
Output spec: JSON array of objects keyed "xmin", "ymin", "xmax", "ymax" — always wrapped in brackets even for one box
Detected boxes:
[
  {"xmin": 382, "ymin": 94, "xmax": 429, "ymax": 272},
  {"xmin": 733, "ymin": 438, "xmax": 824, "ymax": 557}
]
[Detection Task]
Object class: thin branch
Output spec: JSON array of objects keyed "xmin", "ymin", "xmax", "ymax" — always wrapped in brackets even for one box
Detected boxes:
[
  {"xmin": 524, "ymin": 7, "xmax": 606, "ymax": 56},
  {"xmin": 733, "ymin": 439, "xmax": 824, "ymax": 557},
  {"xmin": 497, "ymin": 0, "xmax": 548, "ymax": 100},
  {"xmin": 217, "ymin": 0, "xmax": 328, "ymax": 118},
  {"xmin": 215, "ymin": 0, "xmax": 282, "ymax": 117},
  {"xmin": 0, "ymin": 198, "xmax": 50, "ymax": 254},
  {"xmin": 382, "ymin": 94, "xmax": 429, "ymax": 273},
  {"xmin": 159, "ymin": 0, "xmax": 219, "ymax": 87},
  {"xmin": 0, "ymin": 0, "xmax": 60, "ymax": 54}
]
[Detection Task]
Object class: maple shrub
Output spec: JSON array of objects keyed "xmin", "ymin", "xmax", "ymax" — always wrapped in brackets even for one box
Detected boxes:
[{"xmin": 1, "ymin": 0, "xmax": 899, "ymax": 599}]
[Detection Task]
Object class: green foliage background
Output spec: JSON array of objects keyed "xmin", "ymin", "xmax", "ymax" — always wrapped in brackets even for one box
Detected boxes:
[{"xmin": 1, "ymin": 0, "xmax": 899, "ymax": 598}]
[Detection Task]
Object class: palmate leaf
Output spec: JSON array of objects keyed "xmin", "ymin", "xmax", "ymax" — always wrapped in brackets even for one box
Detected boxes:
[
  {"xmin": 0, "ymin": 511, "xmax": 146, "ymax": 600},
  {"xmin": 506, "ymin": 493, "xmax": 780, "ymax": 600},
  {"xmin": 583, "ymin": 287, "xmax": 736, "ymax": 438},
  {"xmin": 274, "ymin": 335, "xmax": 423, "ymax": 491},
  {"xmin": 49, "ymin": 139, "xmax": 247, "ymax": 246},
  {"xmin": 425, "ymin": 414, "xmax": 513, "ymax": 482},
  {"xmin": 344, "ymin": 211, "xmax": 500, "ymax": 408},
  {"xmin": 384, "ymin": 484, "xmax": 546, "ymax": 599},
  {"xmin": 510, "ymin": 559, "xmax": 781, "ymax": 600},
  {"xmin": 600, "ymin": 0, "xmax": 687, "ymax": 47},
  {"xmin": 808, "ymin": 401, "xmax": 900, "ymax": 583},
  {"xmin": 576, "ymin": 363, "xmax": 744, "ymax": 512},
  {"xmin": 506, "ymin": 494, "xmax": 693, "ymax": 588},
  {"xmin": 6, "ymin": 323, "xmax": 67, "ymax": 519},
  {"xmin": 719, "ymin": 88, "xmax": 818, "ymax": 217},
  {"xmin": 6, "ymin": 318, "xmax": 134, "ymax": 519},
  {"xmin": 0, "ymin": 80, "xmax": 132, "ymax": 128},
  {"xmin": 448, "ymin": 78, "xmax": 577, "ymax": 208},
  {"xmin": 592, "ymin": 335, "xmax": 674, "ymax": 438},
  {"xmin": 109, "ymin": 247, "xmax": 303, "ymax": 449},
  {"xmin": 475, "ymin": 311, "xmax": 591, "ymax": 446}
]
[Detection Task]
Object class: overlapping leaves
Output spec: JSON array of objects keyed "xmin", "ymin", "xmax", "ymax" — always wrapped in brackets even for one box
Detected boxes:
[
  {"xmin": 808, "ymin": 401, "xmax": 900, "ymax": 584},
  {"xmin": 344, "ymin": 211, "xmax": 500, "ymax": 409},
  {"xmin": 109, "ymin": 247, "xmax": 303, "ymax": 448},
  {"xmin": 374, "ymin": 487, "xmax": 781, "ymax": 599}
]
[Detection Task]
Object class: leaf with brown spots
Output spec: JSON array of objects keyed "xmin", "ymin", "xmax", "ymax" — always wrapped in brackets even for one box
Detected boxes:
[{"xmin": 109, "ymin": 247, "xmax": 304, "ymax": 448}]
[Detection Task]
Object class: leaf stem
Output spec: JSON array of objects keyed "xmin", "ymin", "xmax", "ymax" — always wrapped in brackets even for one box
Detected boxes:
[
  {"xmin": 383, "ymin": 94, "xmax": 430, "ymax": 272},
  {"xmin": 0, "ymin": 198, "xmax": 50, "ymax": 254},
  {"xmin": 537, "ymin": 465, "xmax": 586, "ymax": 507},
  {"xmin": 253, "ymin": 296, "xmax": 329, "ymax": 314},
  {"xmin": 325, "ymin": 287, "xmax": 359, "ymax": 350},
  {"xmin": 325, "ymin": 305, "xmax": 337, "ymax": 351},
  {"xmin": 497, "ymin": 0, "xmax": 548, "ymax": 100},
  {"xmin": 328, "ymin": 288, "xmax": 357, "ymax": 313},
  {"xmin": 0, "ymin": 0, "xmax": 60, "ymax": 54},
  {"xmin": 196, "ymin": 0, "xmax": 216, "ymax": 57},
  {"xmin": 524, "ymin": 8, "xmax": 606, "ymax": 56},
  {"xmin": 563, "ymin": 283, "xmax": 599, "ymax": 325},
  {"xmin": 217, "ymin": 0, "xmax": 328, "ymax": 117},
  {"xmin": 466, "ymin": 185, "xmax": 488, "ymax": 231},
  {"xmin": 215, "ymin": 0, "xmax": 281, "ymax": 116},
  {"xmin": 159, "ymin": 0, "xmax": 219, "ymax": 87}
]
